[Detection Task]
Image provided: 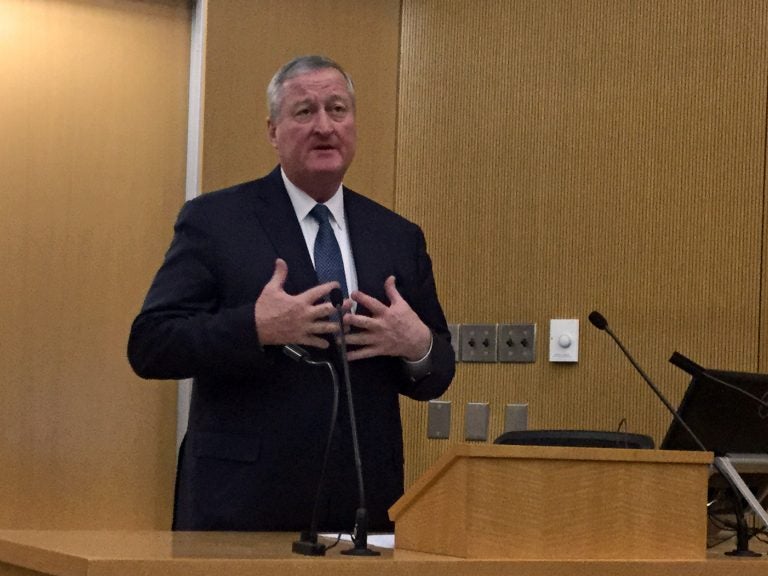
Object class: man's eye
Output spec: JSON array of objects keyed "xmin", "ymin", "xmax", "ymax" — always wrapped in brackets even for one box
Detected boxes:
[{"xmin": 329, "ymin": 105, "xmax": 348, "ymax": 118}]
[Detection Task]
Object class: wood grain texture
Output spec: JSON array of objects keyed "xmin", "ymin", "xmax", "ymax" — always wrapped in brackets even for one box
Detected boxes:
[
  {"xmin": 0, "ymin": 529, "xmax": 766, "ymax": 576},
  {"xmin": 397, "ymin": 0, "xmax": 768, "ymax": 487},
  {"xmin": 5, "ymin": 0, "xmax": 768, "ymax": 535},
  {"xmin": 202, "ymin": 0, "xmax": 401, "ymax": 209},
  {"xmin": 391, "ymin": 445, "xmax": 710, "ymax": 560},
  {"xmin": 0, "ymin": 0, "xmax": 189, "ymax": 528}
]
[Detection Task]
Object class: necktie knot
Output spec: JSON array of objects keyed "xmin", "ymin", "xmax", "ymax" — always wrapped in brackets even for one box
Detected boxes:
[{"xmin": 310, "ymin": 203, "xmax": 332, "ymax": 223}]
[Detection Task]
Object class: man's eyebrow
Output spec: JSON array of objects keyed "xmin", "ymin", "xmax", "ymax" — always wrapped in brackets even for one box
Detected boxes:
[
  {"xmin": 289, "ymin": 98, "xmax": 315, "ymax": 109},
  {"xmin": 326, "ymin": 93, "xmax": 351, "ymax": 103}
]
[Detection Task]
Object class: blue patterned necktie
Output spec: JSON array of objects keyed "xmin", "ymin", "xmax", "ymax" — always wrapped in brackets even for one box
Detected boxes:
[{"xmin": 310, "ymin": 204, "xmax": 348, "ymax": 297}]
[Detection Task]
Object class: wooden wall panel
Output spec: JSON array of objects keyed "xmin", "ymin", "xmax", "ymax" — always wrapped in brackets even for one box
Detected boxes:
[
  {"xmin": 202, "ymin": 0, "xmax": 401, "ymax": 209},
  {"xmin": 0, "ymin": 0, "xmax": 190, "ymax": 528},
  {"xmin": 397, "ymin": 1, "xmax": 768, "ymax": 485}
]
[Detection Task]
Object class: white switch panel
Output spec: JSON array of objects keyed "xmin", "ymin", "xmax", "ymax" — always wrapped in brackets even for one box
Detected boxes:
[{"xmin": 549, "ymin": 319, "xmax": 579, "ymax": 362}]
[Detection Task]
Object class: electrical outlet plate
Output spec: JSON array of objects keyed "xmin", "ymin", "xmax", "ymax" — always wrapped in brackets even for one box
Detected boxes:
[
  {"xmin": 447, "ymin": 324, "xmax": 460, "ymax": 361},
  {"xmin": 465, "ymin": 402, "xmax": 490, "ymax": 441},
  {"xmin": 498, "ymin": 323, "xmax": 536, "ymax": 363},
  {"xmin": 504, "ymin": 403, "xmax": 529, "ymax": 433},
  {"xmin": 460, "ymin": 324, "xmax": 497, "ymax": 362},
  {"xmin": 427, "ymin": 400, "xmax": 451, "ymax": 439}
]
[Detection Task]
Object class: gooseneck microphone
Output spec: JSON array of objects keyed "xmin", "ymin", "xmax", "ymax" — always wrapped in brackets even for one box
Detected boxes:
[
  {"xmin": 283, "ymin": 344, "xmax": 340, "ymax": 556},
  {"xmin": 670, "ymin": 351, "xmax": 768, "ymax": 410},
  {"xmin": 587, "ymin": 311, "xmax": 707, "ymax": 452},
  {"xmin": 330, "ymin": 288, "xmax": 381, "ymax": 557},
  {"xmin": 589, "ymin": 311, "xmax": 768, "ymax": 556}
]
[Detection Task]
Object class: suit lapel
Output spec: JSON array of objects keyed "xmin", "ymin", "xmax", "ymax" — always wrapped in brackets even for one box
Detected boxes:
[
  {"xmin": 251, "ymin": 168, "xmax": 319, "ymax": 295},
  {"xmin": 345, "ymin": 190, "xmax": 390, "ymax": 304}
]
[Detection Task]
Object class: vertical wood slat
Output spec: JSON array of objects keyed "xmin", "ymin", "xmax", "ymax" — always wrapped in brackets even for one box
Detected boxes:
[
  {"xmin": 397, "ymin": 0, "xmax": 768, "ymax": 486},
  {"xmin": 0, "ymin": 0, "xmax": 190, "ymax": 528},
  {"xmin": 202, "ymin": 0, "xmax": 402, "ymax": 210}
]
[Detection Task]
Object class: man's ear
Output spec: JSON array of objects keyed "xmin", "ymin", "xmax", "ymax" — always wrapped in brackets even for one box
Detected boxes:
[{"xmin": 267, "ymin": 117, "xmax": 277, "ymax": 147}]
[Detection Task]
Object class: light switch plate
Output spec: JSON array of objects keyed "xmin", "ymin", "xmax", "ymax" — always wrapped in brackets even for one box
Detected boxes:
[
  {"xmin": 427, "ymin": 400, "xmax": 451, "ymax": 439},
  {"xmin": 504, "ymin": 403, "xmax": 529, "ymax": 433},
  {"xmin": 465, "ymin": 402, "xmax": 490, "ymax": 441},
  {"xmin": 549, "ymin": 319, "xmax": 579, "ymax": 362},
  {"xmin": 498, "ymin": 323, "xmax": 536, "ymax": 363},
  {"xmin": 460, "ymin": 324, "xmax": 497, "ymax": 362}
]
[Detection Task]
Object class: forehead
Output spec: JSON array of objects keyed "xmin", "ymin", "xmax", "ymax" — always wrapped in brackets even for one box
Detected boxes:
[{"xmin": 281, "ymin": 68, "xmax": 352, "ymax": 101}]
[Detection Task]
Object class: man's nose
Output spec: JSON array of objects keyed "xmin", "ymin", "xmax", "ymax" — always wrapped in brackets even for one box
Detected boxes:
[{"xmin": 313, "ymin": 110, "xmax": 334, "ymax": 135}]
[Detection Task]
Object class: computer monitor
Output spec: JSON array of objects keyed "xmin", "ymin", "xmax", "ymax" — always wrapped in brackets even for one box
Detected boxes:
[
  {"xmin": 661, "ymin": 365, "xmax": 768, "ymax": 552},
  {"xmin": 661, "ymin": 368, "xmax": 768, "ymax": 455}
]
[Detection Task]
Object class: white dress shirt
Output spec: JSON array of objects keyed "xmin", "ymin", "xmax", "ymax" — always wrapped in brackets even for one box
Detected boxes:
[
  {"xmin": 281, "ymin": 169, "xmax": 358, "ymax": 296},
  {"xmin": 280, "ymin": 169, "xmax": 432, "ymax": 370}
]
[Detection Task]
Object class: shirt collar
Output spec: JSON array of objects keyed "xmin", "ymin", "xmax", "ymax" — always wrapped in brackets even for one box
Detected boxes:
[{"xmin": 281, "ymin": 168, "xmax": 346, "ymax": 229}]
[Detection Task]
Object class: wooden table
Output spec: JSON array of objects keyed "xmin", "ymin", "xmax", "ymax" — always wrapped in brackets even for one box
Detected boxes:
[{"xmin": 0, "ymin": 530, "xmax": 766, "ymax": 576}]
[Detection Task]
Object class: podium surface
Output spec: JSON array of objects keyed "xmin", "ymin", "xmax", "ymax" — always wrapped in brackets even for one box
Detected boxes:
[
  {"xmin": 389, "ymin": 444, "xmax": 713, "ymax": 560},
  {"xmin": 0, "ymin": 529, "xmax": 766, "ymax": 576}
]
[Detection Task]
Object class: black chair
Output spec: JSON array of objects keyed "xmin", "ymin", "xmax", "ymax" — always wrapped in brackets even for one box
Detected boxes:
[{"xmin": 494, "ymin": 429, "xmax": 655, "ymax": 449}]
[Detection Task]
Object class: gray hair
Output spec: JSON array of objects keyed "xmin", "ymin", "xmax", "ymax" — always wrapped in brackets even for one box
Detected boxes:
[{"xmin": 267, "ymin": 55, "xmax": 355, "ymax": 122}]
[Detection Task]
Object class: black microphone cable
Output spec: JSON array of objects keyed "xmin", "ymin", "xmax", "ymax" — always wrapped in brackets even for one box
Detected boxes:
[
  {"xmin": 283, "ymin": 344, "xmax": 340, "ymax": 556},
  {"xmin": 330, "ymin": 288, "xmax": 381, "ymax": 557}
]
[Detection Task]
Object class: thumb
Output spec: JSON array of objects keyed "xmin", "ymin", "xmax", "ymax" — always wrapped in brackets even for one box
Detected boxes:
[
  {"xmin": 268, "ymin": 258, "xmax": 289, "ymax": 289},
  {"xmin": 384, "ymin": 275, "xmax": 401, "ymax": 303}
]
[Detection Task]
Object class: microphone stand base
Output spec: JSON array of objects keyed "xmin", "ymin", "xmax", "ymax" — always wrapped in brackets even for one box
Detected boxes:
[
  {"xmin": 725, "ymin": 549, "xmax": 761, "ymax": 557},
  {"xmin": 341, "ymin": 508, "xmax": 382, "ymax": 556},
  {"xmin": 292, "ymin": 532, "xmax": 327, "ymax": 556}
]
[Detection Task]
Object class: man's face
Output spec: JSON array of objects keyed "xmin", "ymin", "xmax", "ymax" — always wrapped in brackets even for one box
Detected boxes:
[{"xmin": 268, "ymin": 68, "xmax": 356, "ymax": 200}]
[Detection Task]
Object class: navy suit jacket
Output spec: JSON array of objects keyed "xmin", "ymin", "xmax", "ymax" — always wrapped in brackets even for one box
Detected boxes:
[{"xmin": 128, "ymin": 167, "xmax": 455, "ymax": 531}]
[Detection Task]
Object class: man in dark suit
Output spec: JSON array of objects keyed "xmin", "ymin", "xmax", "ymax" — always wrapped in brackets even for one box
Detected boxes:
[{"xmin": 128, "ymin": 55, "xmax": 455, "ymax": 532}]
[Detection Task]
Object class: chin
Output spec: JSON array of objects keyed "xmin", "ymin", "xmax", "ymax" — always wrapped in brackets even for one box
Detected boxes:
[{"xmin": 306, "ymin": 161, "xmax": 349, "ymax": 180}]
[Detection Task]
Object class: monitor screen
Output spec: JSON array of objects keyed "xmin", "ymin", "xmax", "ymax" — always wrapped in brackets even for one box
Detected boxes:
[{"xmin": 661, "ymin": 369, "xmax": 768, "ymax": 455}]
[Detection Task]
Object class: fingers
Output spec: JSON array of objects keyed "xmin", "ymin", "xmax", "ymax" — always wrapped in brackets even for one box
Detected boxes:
[
  {"xmin": 351, "ymin": 288, "xmax": 387, "ymax": 315},
  {"xmin": 268, "ymin": 259, "xmax": 338, "ymax": 304},
  {"xmin": 301, "ymin": 334, "xmax": 331, "ymax": 349},
  {"xmin": 307, "ymin": 300, "xmax": 337, "ymax": 321},
  {"xmin": 343, "ymin": 332, "xmax": 380, "ymax": 362},
  {"xmin": 302, "ymin": 280, "xmax": 341, "ymax": 305},
  {"xmin": 343, "ymin": 312, "xmax": 374, "ymax": 332},
  {"xmin": 345, "ymin": 347, "xmax": 376, "ymax": 362},
  {"xmin": 296, "ymin": 319, "xmax": 340, "ymax": 349}
]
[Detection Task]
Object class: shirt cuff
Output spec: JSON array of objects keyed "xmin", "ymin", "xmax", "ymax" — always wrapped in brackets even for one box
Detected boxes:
[{"xmin": 402, "ymin": 333, "xmax": 434, "ymax": 381}]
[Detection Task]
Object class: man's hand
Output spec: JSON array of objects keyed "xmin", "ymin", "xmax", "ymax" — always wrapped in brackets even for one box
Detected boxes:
[
  {"xmin": 254, "ymin": 258, "xmax": 341, "ymax": 348},
  {"xmin": 343, "ymin": 276, "xmax": 432, "ymax": 361}
]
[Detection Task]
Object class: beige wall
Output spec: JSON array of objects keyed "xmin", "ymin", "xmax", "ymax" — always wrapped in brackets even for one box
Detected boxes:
[
  {"xmin": 3, "ymin": 0, "xmax": 768, "ymax": 529},
  {"xmin": 201, "ymin": 0, "xmax": 401, "ymax": 208},
  {"xmin": 397, "ymin": 0, "xmax": 768, "ymax": 484},
  {"xmin": 202, "ymin": 0, "xmax": 768, "ymax": 486},
  {"xmin": 0, "ymin": 0, "xmax": 190, "ymax": 528}
]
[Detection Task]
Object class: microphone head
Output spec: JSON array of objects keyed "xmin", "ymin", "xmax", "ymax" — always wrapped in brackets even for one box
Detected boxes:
[
  {"xmin": 588, "ymin": 311, "xmax": 608, "ymax": 330},
  {"xmin": 330, "ymin": 288, "xmax": 344, "ymax": 308},
  {"xmin": 669, "ymin": 351, "xmax": 704, "ymax": 377}
]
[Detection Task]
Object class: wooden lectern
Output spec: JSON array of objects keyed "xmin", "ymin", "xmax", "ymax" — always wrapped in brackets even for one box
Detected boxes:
[{"xmin": 389, "ymin": 444, "xmax": 712, "ymax": 560}]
